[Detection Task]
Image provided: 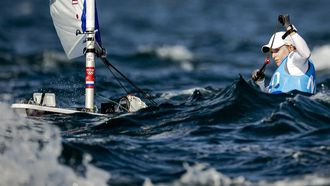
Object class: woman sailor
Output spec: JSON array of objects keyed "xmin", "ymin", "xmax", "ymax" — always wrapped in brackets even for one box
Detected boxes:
[{"xmin": 252, "ymin": 15, "xmax": 316, "ymax": 94}]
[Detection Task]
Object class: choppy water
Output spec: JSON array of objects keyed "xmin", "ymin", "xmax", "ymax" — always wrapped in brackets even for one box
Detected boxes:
[{"xmin": 1, "ymin": 0, "xmax": 330, "ymax": 186}]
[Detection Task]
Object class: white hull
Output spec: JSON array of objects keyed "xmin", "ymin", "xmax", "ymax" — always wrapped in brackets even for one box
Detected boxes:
[{"xmin": 11, "ymin": 103, "xmax": 106, "ymax": 117}]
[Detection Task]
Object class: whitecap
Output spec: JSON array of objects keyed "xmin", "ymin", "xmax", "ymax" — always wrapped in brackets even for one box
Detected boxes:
[
  {"xmin": 148, "ymin": 128, "xmax": 194, "ymax": 140},
  {"xmin": 311, "ymin": 92, "xmax": 330, "ymax": 103},
  {"xmin": 17, "ymin": 2, "xmax": 33, "ymax": 16},
  {"xmin": 160, "ymin": 87, "xmax": 211, "ymax": 100},
  {"xmin": 42, "ymin": 50, "xmax": 70, "ymax": 72},
  {"xmin": 143, "ymin": 163, "xmax": 251, "ymax": 186},
  {"xmin": 265, "ymin": 174, "xmax": 330, "ymax": 186},
  {"xmin": 311, "ymin": 45, "xmax": 330, "ymax": 71},
  {"xmin": 0, "ymin": 102, "xmax": 110, "ymax": 186},
  {"xmin": 143, "ymin": 163, "xmax": 330, "ymax": 186},
  {"xmin": 155, "ymin": 45, "xmax": 193, "ymax": 62},
  {"xmin": 138, "ymin": 45, "xmax": 195, "ymax": 71}
]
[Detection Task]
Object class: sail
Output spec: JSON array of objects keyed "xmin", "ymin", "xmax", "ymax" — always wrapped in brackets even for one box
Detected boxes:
[{"xmin": 50, "ymin": 0, "xmax": 102, "ymax": 59}]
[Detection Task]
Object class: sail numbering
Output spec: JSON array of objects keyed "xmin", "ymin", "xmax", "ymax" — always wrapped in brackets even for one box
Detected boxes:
[{"xmin": 11, "ymin": 0, "xmax": 151, "ymax": 116}]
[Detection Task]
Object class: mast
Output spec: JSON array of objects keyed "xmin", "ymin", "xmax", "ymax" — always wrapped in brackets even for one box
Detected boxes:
[{"xmin": 85, "ymin": 0, "xmax": 95, "ymax": 111}]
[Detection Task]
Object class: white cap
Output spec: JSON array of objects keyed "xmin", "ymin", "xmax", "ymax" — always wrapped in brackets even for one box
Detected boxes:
[{"xmin": 261, "ymin": 31, "xmax": 294, "ymax": 53}]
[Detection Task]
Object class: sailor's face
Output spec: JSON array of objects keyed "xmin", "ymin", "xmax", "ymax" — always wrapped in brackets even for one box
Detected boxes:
[{"xmin": 271, "ymin": 45, "xmax": 289, "ymax": 66}]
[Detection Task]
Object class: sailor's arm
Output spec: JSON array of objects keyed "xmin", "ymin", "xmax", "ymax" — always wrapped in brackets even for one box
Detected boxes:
[
  {"xmin": 284, "ymin": 25, "xmax": 311, "ymax": 75},
  {"xmin": 255, "ymin": 79, "xmax": 268, "ymax": 92},
  {"xmin": 252, "ymin": 69, "xmax": 268, "ymax": 92},
  {"xmin": 287, "ymin": 26, "xmax": 311, "ymax": 60},
  {"xmin": 279, "ymin": 15, "xmax": 311, "ymax": 62}
]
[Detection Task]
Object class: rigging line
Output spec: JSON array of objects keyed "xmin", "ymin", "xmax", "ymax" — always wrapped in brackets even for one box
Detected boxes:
[
  {"xmin": 94, "ymin": 44, "xmax": 130, "ymax": 96},
  {"xmin": 259, "ymin": 20, "xmax": 280, "ymax": 73},
  {"xmin": 102, "ymin": 57, "xmax": 157, "ymax": 106},
  {"xmin": 95, "ymin": 93, "xmax": 130, "ymax": 112},
  {"xmin": 103, "ymin": 60, "xmax": 130, "ymax": 95},
  {"xmin": 269, "ymin": 20, "xmax": 280, "ymax": 55},
  {"xmin": 100, "ymin": 56, "xmax": 157, "ymax": 106}
]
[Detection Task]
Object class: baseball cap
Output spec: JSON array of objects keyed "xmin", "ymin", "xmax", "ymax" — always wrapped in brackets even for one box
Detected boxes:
[{"xmin": 261, "ymin": 31, "xmax": 294, "ymax": 53}]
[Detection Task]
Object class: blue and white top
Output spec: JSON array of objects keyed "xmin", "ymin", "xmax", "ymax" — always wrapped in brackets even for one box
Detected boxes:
[
  {"xmin": 268, "ymin": 56, "xmax": 316, "ymax": 94},
  {"xmin": 256, "ymin": 30, "xmax": 316, "ymax": 94}
]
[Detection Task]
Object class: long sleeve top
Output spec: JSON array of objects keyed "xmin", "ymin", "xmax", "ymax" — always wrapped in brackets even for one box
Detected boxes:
[{"xmin": 256, "ymin": 29, "xmax": 311, "ymax": 92}]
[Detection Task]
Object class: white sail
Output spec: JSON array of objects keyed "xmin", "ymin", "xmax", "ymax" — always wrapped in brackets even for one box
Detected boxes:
[{"xmin": 50, "ymin": 0, "xmax": 102, "ymax": 59}]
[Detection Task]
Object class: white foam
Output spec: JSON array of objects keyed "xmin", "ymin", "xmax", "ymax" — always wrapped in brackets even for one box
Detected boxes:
[
  {"xmin": 155, "ymin": 45, "xmax": 193, "ymax": 62},
  {"xmin": 138, "ymin": 45, "xmax": 194, "ymax": 71},
  {"xmin": 0, "ymin": 93, "xmax": 12, "ymax": 102},
  {"xmin": 144, "ymin": 163, "xmax": 330, "ymax": 186},
  {"xmin": 265, "ymin": 175, "xmax": 330, "ymax": 186},
  {"xmin": 0, "ymin": 102, "xmax": 110, "ymax": 186},
  {"xmin": 143, "ymin": 163, "xmax": 251, "ymax": 186},
  {"xmin": 42, "ymin": 50, "xmax": 70, "ymax": 72},
  {"xmin": 311, "ymin": 45, "xmax": 330, "ymax": 71},
  {"xmin": 292, "ymin": 151, "xmax": 303, "ymax": 161},
  {"xmin": 148, "ymin": 128, "xmax": 194, "ymax": 140},
  {"xmin": 160, "ymin": 87, "xmax": 210, "ymax": 100},
  {"xmin": 18, "ymin": 2, "xmax": 33, "ymax": 16},
  {"xmin": 311, "ymin": 92, "xmax": 330, "ymax": 103}
]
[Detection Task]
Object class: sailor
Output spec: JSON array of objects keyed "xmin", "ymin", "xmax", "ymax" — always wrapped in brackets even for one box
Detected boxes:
[{"xmin": 252, "ymin": 15, "xmax": 316, "ymax": 94}]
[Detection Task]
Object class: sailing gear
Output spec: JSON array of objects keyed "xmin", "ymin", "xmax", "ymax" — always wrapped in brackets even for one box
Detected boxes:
[
  {"xmin": 262, "ymin": 31, "xmax": 294, "ymax": 53},
  {"xmin": 268, "ymin": 56, "xmax": 316, "ymax": 94},
  {"xmin": 278, "ymin": 14, "xmax": 291, "ymax": 29},
  {"xmin": 252, "ymin": 69, "xmax": 265, "ymax": 81},
  {"xmin": 100, "ymin": 95, "xmax": 147, "ymax": 114},
  {"xmin": 282, "ymin": 27, "xmax": 297, "ymax": 40},
  {"xmin": 33, "ymin": 93, "xmax": 56, "ymax": 107}
]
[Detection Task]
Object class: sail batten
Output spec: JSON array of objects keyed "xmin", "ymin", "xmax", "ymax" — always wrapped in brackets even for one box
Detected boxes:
[{"xmin": 50, "ymin": 0, "xmax": 102, "ymax": 59}]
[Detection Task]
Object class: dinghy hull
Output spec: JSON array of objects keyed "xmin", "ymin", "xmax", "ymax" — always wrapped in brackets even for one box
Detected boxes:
[{"xmin": 11, "ymin": 104, "xmax": 106, "ymax": 117}]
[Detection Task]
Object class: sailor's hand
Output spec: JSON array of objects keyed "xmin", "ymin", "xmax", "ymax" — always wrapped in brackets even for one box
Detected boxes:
[
  {"xmin": 252, "ymin": 69, "xmax": 265, "ymax": 81},
  {"xmin": 278, "ymin": 14, "xmax": 291, "ymax": 29}
]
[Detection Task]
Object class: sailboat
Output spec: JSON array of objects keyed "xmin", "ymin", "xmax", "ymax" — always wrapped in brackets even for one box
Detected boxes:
[{"xmin": 12, "ymin": 0, "xmax": 152, "ymax": 116}]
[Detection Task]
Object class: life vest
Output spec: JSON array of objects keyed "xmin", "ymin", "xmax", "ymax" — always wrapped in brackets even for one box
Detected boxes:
[{"xmin": 268, "ymin": 56, "xmax": 316, "ymax": 94}]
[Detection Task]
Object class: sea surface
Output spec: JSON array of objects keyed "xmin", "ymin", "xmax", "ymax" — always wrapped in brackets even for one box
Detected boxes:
[{"xmin": 1, "ymin": 0, "xmax": 330, "ymax": 186}]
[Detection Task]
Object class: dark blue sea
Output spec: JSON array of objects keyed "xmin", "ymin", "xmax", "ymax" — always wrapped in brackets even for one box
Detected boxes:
[{"xmin": 1, "ymin": 0, "xmax": 330, "ymax": 185}]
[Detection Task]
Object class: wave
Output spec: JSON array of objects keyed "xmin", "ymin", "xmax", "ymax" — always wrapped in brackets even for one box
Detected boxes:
[
  {"xmin": 311, "ymin": 45, "xmax": 330, "ymax": 71},
  {"xmin": 6, "ymin": 76, "xmax": 330, "ymax": 186},
  {"xmin": 143, "ymin": 163, "xmax": 330, "ymax": 186},
  {"xmin": 138, "ymin": 45, "xmax": 195, "ymax": 71},
  {"xmin": 159, "ymin": 87, "xmax": 213, "ymax": 100},
  {"xmin": 0, "ymin": 50, "xmax": 72, "ymax": 76},
  {"xmin": 0, "ymin": 102, "xmax": 110, "ymax": 186},
  {"xmin": 92, "ymin": 75, "xmax": 329, "ymax": 132}
]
